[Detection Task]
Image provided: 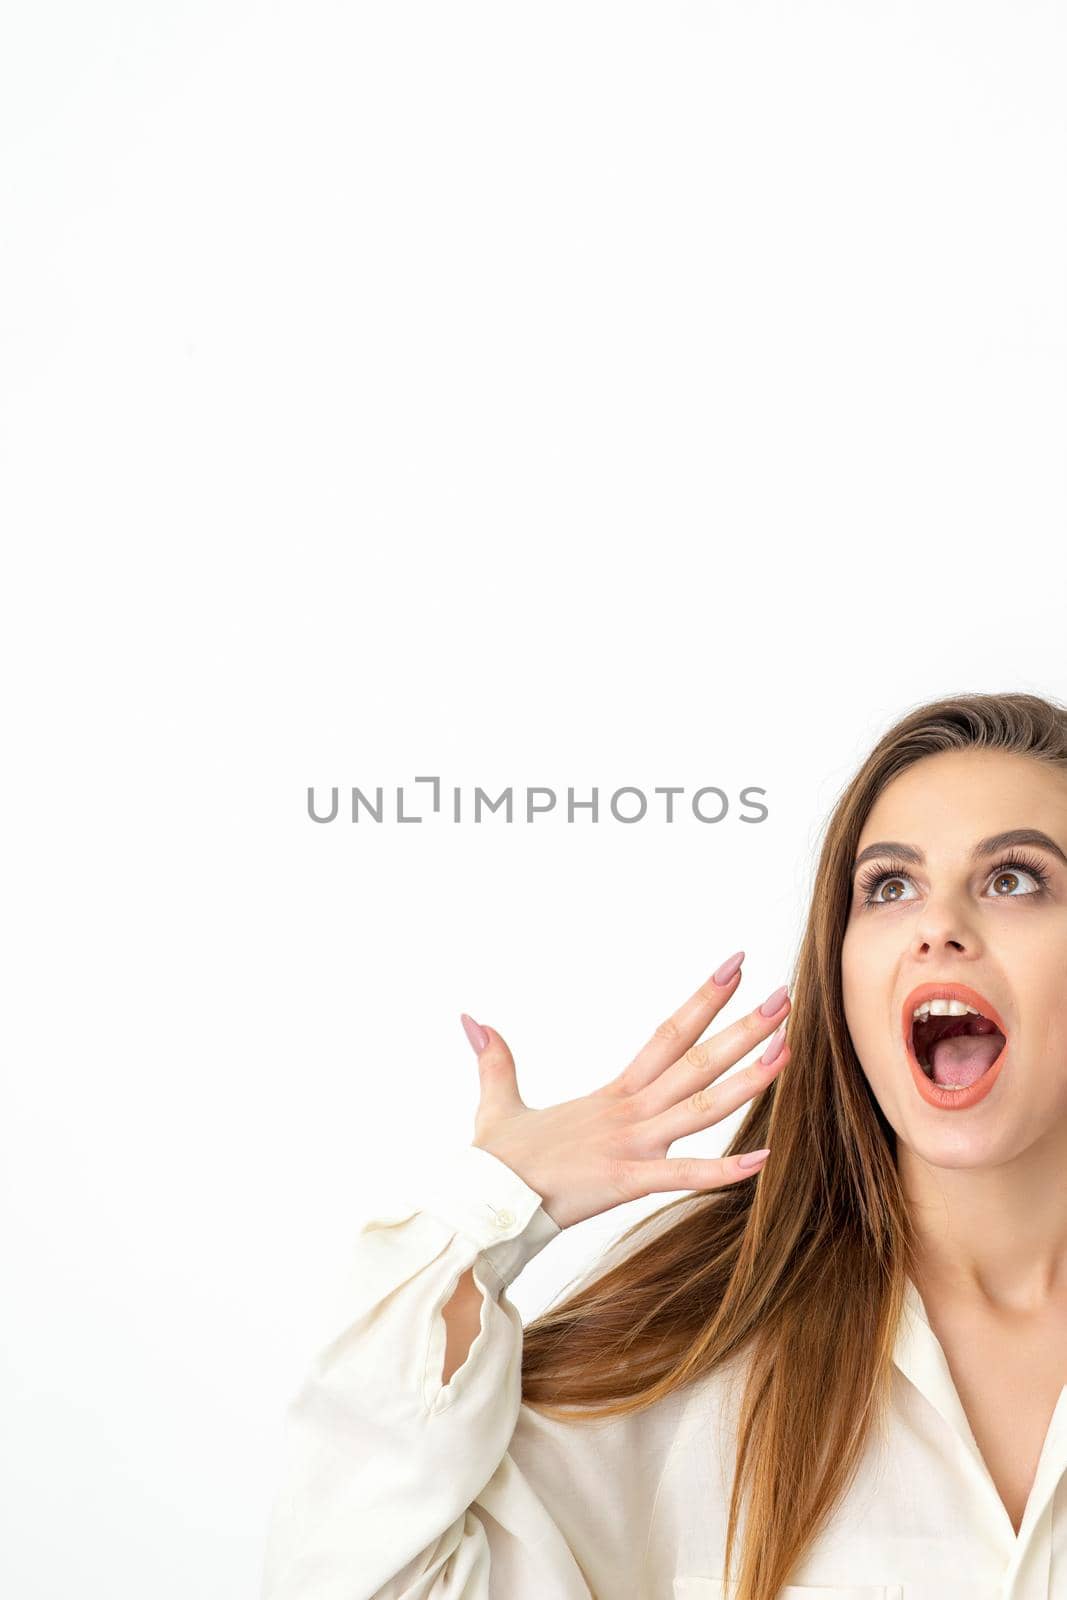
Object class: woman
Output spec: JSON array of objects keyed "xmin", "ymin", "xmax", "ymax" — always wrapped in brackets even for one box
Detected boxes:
[{"xmin": 260, "ymin": 691, "xmax": 1067, "ymax": 1600}]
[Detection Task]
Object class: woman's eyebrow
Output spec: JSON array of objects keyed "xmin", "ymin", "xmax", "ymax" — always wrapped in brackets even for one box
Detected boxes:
[{"xmin": 851, "ymin": 827, "xmax": 1067, "ymax": 875}]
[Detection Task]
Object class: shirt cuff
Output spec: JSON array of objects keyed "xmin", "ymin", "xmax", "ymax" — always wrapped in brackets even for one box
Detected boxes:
[{"xmin": 416, "ymin": 1143, "xmax": 562, "ymax": 1289}]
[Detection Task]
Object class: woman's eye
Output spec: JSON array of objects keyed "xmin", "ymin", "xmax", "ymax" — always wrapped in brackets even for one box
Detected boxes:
[
  {"xmin": 866, "ymin": 875, "xmax": 916, "ymax": 905},
  {"xmin": 989, "ymin": 868, "xmax": 1042, "ymax": 897}
]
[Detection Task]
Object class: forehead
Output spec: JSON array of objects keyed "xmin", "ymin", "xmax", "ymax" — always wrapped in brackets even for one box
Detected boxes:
[{"xmin": 857, "ymin": 749, "xmax": 1067, "ymax": 853}]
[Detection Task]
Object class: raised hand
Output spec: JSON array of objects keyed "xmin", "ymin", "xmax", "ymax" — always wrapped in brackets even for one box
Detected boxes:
[{"xmin": 460, "ymin": 950, "xmax": 789, "ymax": 1233}]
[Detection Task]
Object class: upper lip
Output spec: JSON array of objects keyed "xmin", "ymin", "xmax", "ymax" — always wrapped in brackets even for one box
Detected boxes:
[{"xmin": 900, "ymin": 981, "xmax": 1009, "ymax": 1055}]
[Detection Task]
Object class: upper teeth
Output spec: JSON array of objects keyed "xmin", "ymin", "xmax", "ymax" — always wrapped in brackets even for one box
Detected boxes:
[{"xmin": 912, "ymin": 999, "xmax": 981, "ymax": 1020}]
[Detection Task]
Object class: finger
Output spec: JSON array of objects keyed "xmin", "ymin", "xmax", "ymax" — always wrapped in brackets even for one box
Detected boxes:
[
  {"xmin": 620, "ymin": 1148, "xmax": 772, "ymax": 1201},
  {"xmin": 462, "ymin": 1017, "xmax": 525, "ymax": 1117},
  {"xmin": 627, "ymin": 983, "xmax": 791, "ymax": 1119},
  {"xmin": 642, "ymin": 1026, "xmax": 790, "ymax": 1147},
  {"xmin": 614, "ymin": 953, "xmax": 748, "ymax": 1096}
]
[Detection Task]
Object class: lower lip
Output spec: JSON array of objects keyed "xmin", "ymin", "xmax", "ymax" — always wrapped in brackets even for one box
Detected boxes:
[{"xmin": 904, "ymin": 1028, "xmax": 1009, "ymax": 1110}]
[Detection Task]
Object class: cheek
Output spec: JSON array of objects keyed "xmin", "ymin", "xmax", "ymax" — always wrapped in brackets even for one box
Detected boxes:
[
  {"xmin": 841, "ymin": 928, "xmax": 897, "ymax": 1076},
  {"xmin": 1030, "ymin": 996, "xmax": 1067, "ymax": 1060},
  {"xmin": 840, "ymin": 927, "xmax": 874, "ymax": 1035},
  {"xmin": 840, "ymin": 922, "xmax": 862, "ymax": 992}
]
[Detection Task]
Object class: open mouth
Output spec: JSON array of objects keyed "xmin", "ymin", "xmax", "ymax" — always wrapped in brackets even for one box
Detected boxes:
[{"xmin": 911, "ymin": 1005, "xmax": 1007, "ymax": 1089}]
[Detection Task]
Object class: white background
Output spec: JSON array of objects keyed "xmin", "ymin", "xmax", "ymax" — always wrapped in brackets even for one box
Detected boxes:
[{"xmin": 2, "ymin": 4, "xmax": 1065, "ymax": 1595}]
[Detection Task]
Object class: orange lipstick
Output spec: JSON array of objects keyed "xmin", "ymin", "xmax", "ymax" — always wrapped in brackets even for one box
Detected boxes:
[{"xmin": 901, "ymin": 981, "xmax": 1009, "ymax": 1111}]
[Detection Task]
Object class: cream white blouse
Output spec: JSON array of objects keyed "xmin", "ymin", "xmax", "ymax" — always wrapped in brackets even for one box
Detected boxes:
[{"xmin": 259, "ymin": 1144, "xmax": 1067, "ymax": 1600}]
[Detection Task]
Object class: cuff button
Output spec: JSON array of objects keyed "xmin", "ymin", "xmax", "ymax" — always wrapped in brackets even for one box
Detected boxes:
[{"xmin": 491, "ymin": 1207, "xmax": 515, "ymax": 1228}]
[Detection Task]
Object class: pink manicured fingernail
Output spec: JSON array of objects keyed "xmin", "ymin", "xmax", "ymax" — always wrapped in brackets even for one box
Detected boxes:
[
  {"xmin": 760, "ymin": 1023, "xmax": 787, "ymax": 1066},
  {"xmin": 712, "ymin": 950, "xmax": 745, "ymax": 985},
  {"xmin": 460, "ymin": 1013, "xmax": 489, "ymax": 1053},
  {"xmin": 737, "ymin": 1147, "xmax": 771, "ymax": 1170},
  {"xmin": 759, "ymin": 984, "xmax": 789, "ymax": 1016}
]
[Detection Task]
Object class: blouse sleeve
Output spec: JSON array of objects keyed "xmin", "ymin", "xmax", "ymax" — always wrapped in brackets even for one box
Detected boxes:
[{"xmin": 259, "ymin": 1143, "xmax": 582, "ymax": 1599}]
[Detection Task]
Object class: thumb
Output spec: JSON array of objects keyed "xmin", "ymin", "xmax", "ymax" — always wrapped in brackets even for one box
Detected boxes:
[{"xmin": 460, "ymin": 1013, "xmax": 525, "ymax": 1116}]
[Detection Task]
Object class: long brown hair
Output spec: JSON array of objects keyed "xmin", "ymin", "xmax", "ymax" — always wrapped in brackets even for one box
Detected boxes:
[{"xmin": 520, "ymin": 690, "xmax": 1067, "ymax": 1599}]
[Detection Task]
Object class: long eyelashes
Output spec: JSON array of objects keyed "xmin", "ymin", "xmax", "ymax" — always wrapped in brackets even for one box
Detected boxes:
[{"xmin": 857, "ymin": 850, "xmax": 1053, "ymax": 909}]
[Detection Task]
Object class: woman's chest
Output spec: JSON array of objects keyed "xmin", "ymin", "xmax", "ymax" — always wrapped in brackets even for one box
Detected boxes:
[
  {"xmin": 650, "ymin": 1338, "xmax": 1067, "ymax": 1599},
  {"xmin": 925, "ymin": 1299, "xmax": 1067, "ymax": 1535}
]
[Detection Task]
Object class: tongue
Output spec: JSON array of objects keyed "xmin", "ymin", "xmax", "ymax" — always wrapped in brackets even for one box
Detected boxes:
[{"xmin": 929, "ymin": 1032, "xmax": 1003, "ymax": 1087}]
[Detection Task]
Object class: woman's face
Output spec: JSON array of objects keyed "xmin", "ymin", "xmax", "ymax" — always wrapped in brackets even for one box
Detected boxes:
[{"xmin": 841, "ymin": 748, "xmax": 1067, "ymax": 1167}]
